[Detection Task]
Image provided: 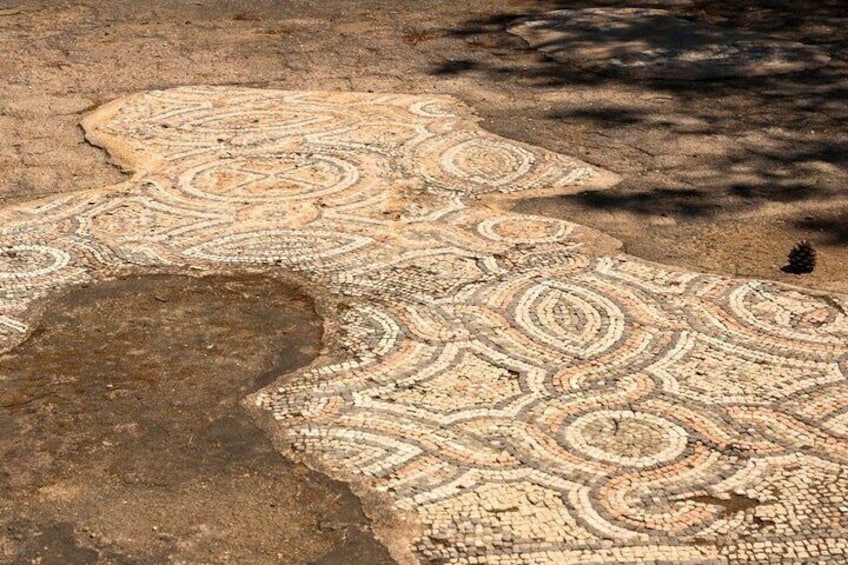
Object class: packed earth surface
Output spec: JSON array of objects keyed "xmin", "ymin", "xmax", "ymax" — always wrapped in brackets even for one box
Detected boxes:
[
  {"xmin": 1, "ymin": 275, "xmax": 395, "ymax": 564},
  {"xmin": 1, "ymin": 1, "xmax": 847, "ymax": 564}
]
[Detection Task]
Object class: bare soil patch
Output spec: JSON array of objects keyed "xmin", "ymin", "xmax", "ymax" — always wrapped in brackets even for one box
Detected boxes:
[{"xmin": 0, "ymin": 274, "xmax": 394, "ymax": 564}]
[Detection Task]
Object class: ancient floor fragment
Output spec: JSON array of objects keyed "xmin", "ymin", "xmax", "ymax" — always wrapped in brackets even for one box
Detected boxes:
[
  {"xmin": 3, "ymin": 86, "xmax": 848, "ymax": 563},
  {"xmin": 508, "ymin": 8, "xmax": 831, "ymax": 80}
]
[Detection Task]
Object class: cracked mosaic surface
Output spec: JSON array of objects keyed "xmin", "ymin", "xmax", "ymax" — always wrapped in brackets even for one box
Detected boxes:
[{"xmin": 4, "ymin": 86, "xmax": 848, "ymax": 563}]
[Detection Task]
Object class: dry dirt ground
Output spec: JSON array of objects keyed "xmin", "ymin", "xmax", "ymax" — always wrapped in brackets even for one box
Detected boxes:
[
  {"xmin": 0, "ymin": 0, "xmax": 846, "ymax": 563},
  {"xmin": 1, "ymin": 274, "xmax": 394, "ymax": 564}
]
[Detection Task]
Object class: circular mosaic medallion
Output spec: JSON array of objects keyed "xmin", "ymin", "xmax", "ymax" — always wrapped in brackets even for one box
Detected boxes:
[
  {"xmin": 0, "ymin": 244, "xmax": 70, "ymax": 280},
  {"xmin": 559, "ymin": 410, "xmax": 687, "ymax": 468},
  {"xmin": 177, "ymin": 154, "xmax": 360, "ymax": 202},
  {"xmin": 477, "ymin": 215, "xmax": 573, "ymax": 244}
]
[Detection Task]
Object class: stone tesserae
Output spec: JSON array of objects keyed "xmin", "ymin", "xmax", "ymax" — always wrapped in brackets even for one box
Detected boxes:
[{"xmin": 3, "ymin": 86, "xmax": 848, "ymax": 563}]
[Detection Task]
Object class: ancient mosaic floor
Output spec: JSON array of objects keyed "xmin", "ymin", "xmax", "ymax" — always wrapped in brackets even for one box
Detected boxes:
[{"xmin": 4, "ymin": 86, "xmax": 848, "ymax": 564}]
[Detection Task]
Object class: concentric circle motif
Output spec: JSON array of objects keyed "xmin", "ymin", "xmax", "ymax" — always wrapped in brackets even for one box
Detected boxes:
[
  {"xmin": 177, "ymin": 154, "xmax": 360, "ymax": 202},
  {"xmin": 477, "ymin": 215, "xmax": 574, "ymax": 244},
  {"xmin": 409, "ymin": 100, "xmax": 457, "ymax": 119},
  {"xmin": 559, "ymin": 410, "xmax": 687, "ymax": 468},
  {"xmin": 181, "ymin": 108, "xmax": 337, "ymax": 136},
  {"xmin": 182, "ymin": 229, "xmax": 373, "ymax": 269},
  {"xmin": 440, "ymin": 138, "xmax": 535, "ymax": 187},
  {"xmin": 0, "ymin": 244, "xmax": 70, "ymax": 280},
  {"xmin": 515, "ymin": 281, "xmax": 625, "ymax": 358},
  {"xmin": 726, "ymin": 283, "xmax": 848, "ymax": 344}
]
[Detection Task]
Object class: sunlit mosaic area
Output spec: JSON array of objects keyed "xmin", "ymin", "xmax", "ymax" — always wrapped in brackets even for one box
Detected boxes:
[{"xmin": 3, "ymin": 87, "xmax": 848, "ymax": 563}]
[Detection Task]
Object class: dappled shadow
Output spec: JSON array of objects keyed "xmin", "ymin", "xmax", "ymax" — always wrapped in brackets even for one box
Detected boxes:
[
  {"xmin": 570, "ymin": 187, "xmax": 721, "ymax": 218},
  {"xmin": 566, "ymin": 180, "xmax": 831, "ymax": 219},
  {"xmin": 432, "ymin": 58, "xmax": 481, "ymax": 75},
  {"xmin": 549, "ymin": 107, "xmax": 647, "ymax": 126},
  {"xmin": 794, "ymin": 209, "xmax": 848, "ymax": 244},
  {"xmin": 512, "ymin": 9, "xmax": 829, "ymax": 80},
  {"xmin": 728, "ymin": 182, "xmax": 823, "ymax": 204},
  {"xmin": 445, "ymin": 0, "xmax": 848, "ymax": 44},
  {"xmin": 435, "ymin": 0, "xmax": 848, "ymax": 241}
]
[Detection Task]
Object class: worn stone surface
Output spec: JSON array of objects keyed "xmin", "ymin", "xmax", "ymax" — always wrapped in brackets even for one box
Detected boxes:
[
  {"xmin": 3, "ymin": 87, "xmax": 848, "ymax": 563},
  {"xmin": 508, "ymin": 8, "xmax": 831, "ymax": 80}
]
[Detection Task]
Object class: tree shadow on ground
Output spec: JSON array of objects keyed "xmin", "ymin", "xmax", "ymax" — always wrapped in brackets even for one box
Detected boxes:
[
  {"xmin": 793, "ymin": 209, "xmax": 848, "ymax": 244},
  {"xmin": 432, "ymin": 0, "xmax": 848, "ymax": 240}
]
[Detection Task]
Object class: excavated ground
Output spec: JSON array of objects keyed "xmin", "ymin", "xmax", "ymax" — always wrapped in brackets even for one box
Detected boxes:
[
  {"xmin": 0, "ymin": 1, "xmax": 846, "ymax": 563},
  {"xmin": 1, "ymin": 275, "xmax": 394, "ymax": 564}
]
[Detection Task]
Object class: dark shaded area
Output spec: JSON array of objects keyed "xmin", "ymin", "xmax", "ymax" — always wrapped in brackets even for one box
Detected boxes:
[
  {"xmin": 7, "ymin": 521, "xmax": 101, "ymax": 565},
  {"xmin": 0, "ymin": 274, "xmax": 395, "ymax": 565},
  {"xmin": 550, "ymin": 107, "xmax": 647, "ymax": 126},
  {"xmin": 570, "ymin": 187, "xmax": 720, "ymax": 218},
  {"xmin": 432, "ymin": 58, "xmax": 480, "ymax": 75},
  {"xmin": 690, "ymin": 493, "xmax": 761, "ymax": 515},
  {"xmin": 688, "ymin": 0, "xmax": 848, "ymax": 32},
  {"xmin": 794, "ymin": 209, "xmax": 848, "ymax": 244},
  {"xmin": 446, "ymin": 0, "xmax": 848, "ymax": 47},
  {"xmin": 438, "ymin": 0, "xmax": 848, "ymax": 240},
  {"xmin": 504, "ymin": 4, "xmax": 831, "ymax": 80}
]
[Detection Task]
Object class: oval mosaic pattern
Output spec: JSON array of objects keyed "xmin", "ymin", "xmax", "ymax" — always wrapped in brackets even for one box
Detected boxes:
[{"xmin": 2, "ymin": 86, "xmax": 848, "ymax": 563}]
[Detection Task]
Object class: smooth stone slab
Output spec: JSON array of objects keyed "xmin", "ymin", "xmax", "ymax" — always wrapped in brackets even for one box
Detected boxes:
[{"xmin": 508, "ymin": 8, "xmax": 831, "ymax": 80}]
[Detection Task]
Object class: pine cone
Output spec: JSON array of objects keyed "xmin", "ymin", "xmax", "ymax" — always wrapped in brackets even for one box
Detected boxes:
[{"xmin": 786, "ymin": 240, "xmax": 816, "ymax": 274}]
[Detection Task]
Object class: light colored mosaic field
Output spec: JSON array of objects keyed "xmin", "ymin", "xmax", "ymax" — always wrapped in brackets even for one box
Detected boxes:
[{"xmin": 3, "ymin": 86, "xmax": 848, "ymax": 564}]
